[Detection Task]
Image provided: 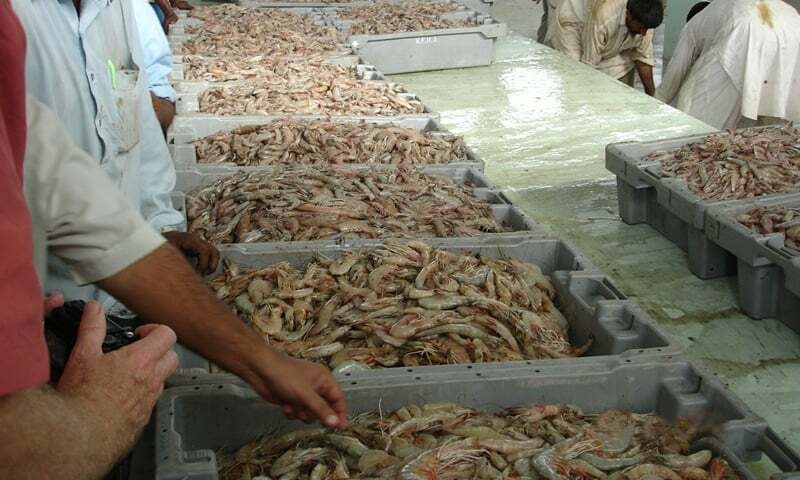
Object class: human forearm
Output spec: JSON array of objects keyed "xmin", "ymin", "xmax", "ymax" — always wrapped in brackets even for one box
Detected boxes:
[
  {"xmin": 96, "ymin": 243, "xmax": 275, "ymax": 382},
  {"xmin": 151, "ymin": 93, "xmax": 176, "ymax": 134},
  {"xmin": 0, "ymin": 386, "xmax": 124, "ymax": 479},
  {"xmin": 96, "ymin": 244, "xmax": 347, "ymax": 427},
  {"xmin": 636, "ymin": 61, "xmax": 656, "ymax": 96}
]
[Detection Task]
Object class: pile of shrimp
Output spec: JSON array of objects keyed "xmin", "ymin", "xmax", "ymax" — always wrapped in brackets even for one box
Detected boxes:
[
  {"xmin": 218, "ymin": 403, "xmax": 740, "ymax": 480},
  {"xmin": 647, "ymin": 125, "xmax": 800, "ymax": 200},
  {"xmin": 207, "ymin": 242, "xmax": 590, "ymax": 370},
  {"xmin": 186, "ymin": 169, "xmax": 506, "ymax": 243}
]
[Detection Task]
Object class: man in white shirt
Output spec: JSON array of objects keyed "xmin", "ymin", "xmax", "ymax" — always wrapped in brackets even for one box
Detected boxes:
[
  {"xmin": 547, "ymin": 0, "xmax": 663, "ymax": 95},
  {"xmin": 657, "ymin": 0, "xmax": 800, "ymax": 129}
]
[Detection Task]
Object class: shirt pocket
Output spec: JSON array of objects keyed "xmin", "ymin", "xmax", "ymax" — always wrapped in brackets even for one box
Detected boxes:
[{"xmin": 110, "ymin": 68, "xmax": 142, "ymax": 153}]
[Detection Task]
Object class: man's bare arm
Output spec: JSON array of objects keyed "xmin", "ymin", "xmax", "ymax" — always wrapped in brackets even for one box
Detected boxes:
[
  {"xmin": 0, "ymin": 386, "xmax": 115, "ymax": 479},
  {"xmin": 96, "ymin": 243, "xmax": 348, "ymax": 428},
  {"xmin": 636, "ymin": 61, "xmax": 656, "ymax": 96}
]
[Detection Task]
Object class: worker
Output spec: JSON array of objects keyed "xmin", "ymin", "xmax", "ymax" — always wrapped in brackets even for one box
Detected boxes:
[
  {"xmin": 133, "ymin": 0, "xmax": 178, "ymax": 133},
  {"xmin": 13, "ymin": 0, "xmax": 217, "ymax": 312},
  {"xmin": 546, "ymin": 0, "xmax": 664, "ymax": 95},
  {"xmin": 656, "ymin": 0, "xmax": 800, "ymax": 129}
]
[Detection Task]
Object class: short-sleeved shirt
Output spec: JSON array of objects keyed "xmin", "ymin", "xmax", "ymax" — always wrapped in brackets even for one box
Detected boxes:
[{"xmin": 0, "ymin": 4, "xmax": 48, "ymax": 395}]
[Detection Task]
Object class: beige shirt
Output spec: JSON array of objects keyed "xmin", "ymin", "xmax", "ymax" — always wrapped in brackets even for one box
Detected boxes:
[
  {"xmin": 23, "ymin": 97, "xmax": 165, "ymax": 290},
  {"xmin": 548, "ymin": 0, "xmax": 654, "ymax": 80}
]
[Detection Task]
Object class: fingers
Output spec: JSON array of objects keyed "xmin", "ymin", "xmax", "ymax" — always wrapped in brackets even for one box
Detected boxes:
[
  {"xmin": 317, "ymin": 376, "xmax": 348, "ymax": 428},
  {"xmin": 43, "ymin": 293, "xmax": 65, "ymax": 315},
  {"xmin": 191, "ymin": 238, "xmax": 219, "ymax": 275},
  {"xmin": 71, "ymin": 301, "xmax": 108, "ymax": 359},
  {"xmin": 297, "ymin": 387, "xmax": 341, "ymax": 428},
  {"xmin": 154, "ymin": 349, "xmax": 180, "ymax": 382},
  {"xmin": 132, "ymin": 324, "xmax": 178, "ymax": 360}
]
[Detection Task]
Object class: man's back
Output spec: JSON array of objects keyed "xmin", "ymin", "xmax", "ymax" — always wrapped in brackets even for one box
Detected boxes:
[{"xmin": 659, "ymin": 0, "xmax": 800, "ymax": 127}]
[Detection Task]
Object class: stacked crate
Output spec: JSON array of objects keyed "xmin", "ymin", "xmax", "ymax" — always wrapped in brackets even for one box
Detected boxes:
[{"xmin": 606, "ymin": 127, "xmax": 800, "ymax": 334}]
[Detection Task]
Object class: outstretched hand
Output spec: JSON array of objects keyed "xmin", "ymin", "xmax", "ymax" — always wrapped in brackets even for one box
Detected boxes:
[{"xmin": 243, "ymin": 352, "xmax": 348, "ymax": 429}]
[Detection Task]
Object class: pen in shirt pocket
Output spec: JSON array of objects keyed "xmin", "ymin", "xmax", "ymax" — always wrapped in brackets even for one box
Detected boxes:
[{"xmin": 106, "ymin": 60, "xmax": 117, "ymax": 89}]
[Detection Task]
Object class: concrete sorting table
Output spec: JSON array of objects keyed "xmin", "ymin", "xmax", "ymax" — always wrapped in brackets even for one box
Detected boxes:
[{"xmin": 388, "ymin": 31, "xmax": 800, "ymax": 476}]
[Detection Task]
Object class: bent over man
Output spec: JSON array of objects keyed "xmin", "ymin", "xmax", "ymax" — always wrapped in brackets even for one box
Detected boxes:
[
  {"xmin": 547, "ymin": 0, "xmax": 663, "ymax": 95},
  {"xmin": 657, "ymin": 0, "xmax": 800, "ymax": 129}
]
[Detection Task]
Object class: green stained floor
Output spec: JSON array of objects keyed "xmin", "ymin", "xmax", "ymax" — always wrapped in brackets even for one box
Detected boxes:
[{"xmin": 392, "ymin": 33, "xmax": 800, "ymax": 474}]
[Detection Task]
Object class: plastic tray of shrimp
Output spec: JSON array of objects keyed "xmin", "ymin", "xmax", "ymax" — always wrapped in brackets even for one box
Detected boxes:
[
  {"xmin": 173, "ymin": 88, "xmax": 438, "ymax": 120},
  {"xmin": 606, "ymin": 126, "xmax": 800, "ymax": 232},
  {"xmin": 167, "ymin": 115, "xmax": 485, "ymax": 171},
  {"xmin": 155, "ymin": 356, "xmax": 800, "ymax": 480},
  {"xmin": 171, "ymin": 164, "xmax": 540, "ymax": 248},
  {"xmin": 169, "ymin": 52, "xmax": 364, "ymax": 82},
  {"xmin": 167, "ymin": 9, "xmax": 331, "ymax": 43},
  {"xmin": 170, "ymin": 63, "xmax": 385, "ymax": 92},
  {"xmin": 321, "ymin": 10, "xmax": 507, "ymax": 75},
  {"xmin": 606, "ymin": 127, "xmax": 800, "ymax": 280},
  {"xmin": 168, "ymin": 236, "xmax": 679, "ymax": 382}
]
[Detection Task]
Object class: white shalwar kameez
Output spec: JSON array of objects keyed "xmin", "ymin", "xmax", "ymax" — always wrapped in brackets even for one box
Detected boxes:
[
  {"xmin": 546, "ymin": 0, "xmax": 655, "ymax": 82},
  {"xmin": 657, "ymin": 0, "xmax": 800, "ymax": 129}
]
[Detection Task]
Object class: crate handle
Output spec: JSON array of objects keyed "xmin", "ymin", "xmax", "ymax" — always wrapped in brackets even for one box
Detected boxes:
[
  {"xmin": 642, "ymin": 165, "xmax": 664, "ymax": 180},
  {"xmin": 601, "ymin": 278, "xmax": 627, "ymax": 301},
  {"xmin": 759, "ymin": 427, "xmax": 800, "ymax": 476}
]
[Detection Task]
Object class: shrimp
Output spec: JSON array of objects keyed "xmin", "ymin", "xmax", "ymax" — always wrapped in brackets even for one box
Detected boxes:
[
  {"xmin": 622, "ymin": 463, "xmax": 682, "ymax": 480},
  {"xmin": 269, "ymin": 447, "xmax": 331, "ymax": 477},
  {"xmin": 656, "ymin": 450, "xmax": 712, "ymax": 470}
]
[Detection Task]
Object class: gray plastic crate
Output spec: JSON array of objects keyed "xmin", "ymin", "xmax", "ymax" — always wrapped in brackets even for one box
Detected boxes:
[
  {"xmin": 607, "ymin": 138, "xmax": 800, "ymax": 280},
  {"xmin": 169, "ymin": 53, "xmax": 361, "ymax": 82},
  {"xmin": 168, "ymin": 28, "xmax": 347, "ymax": 58},
  {"xmin": 172, "ymin": 165, "xmax": 541, "ymax": 246},
  {"xmin": 167, "ymin": 115, "xmax": 484, "ymax": 170},
  {"xmin": 325, "ymin": 12, "xmax": 507, "ymax": 74},
  {"xmin": 174, "ymin": 86, "xmax": 437, "ymax": 119},
  {"xmin": 705, "ymin": 195, "xmax": 800, "ymax": 332},
  {"xmin": 155, "ymin": 357, "xmax": 800, "ymax": 480},
  {"xmin": 168, "ymin": 237, "xmax": 684, "ymax": 381},
  {"xmin": 172, "ymin": 64, "xmax": 383, "ymax": 94}
]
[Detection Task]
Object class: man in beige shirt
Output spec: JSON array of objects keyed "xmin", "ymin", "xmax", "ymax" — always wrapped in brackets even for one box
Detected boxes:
[{"xmin": 546, "ymin": 0, "xmax": 663, "ymax": 95}]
